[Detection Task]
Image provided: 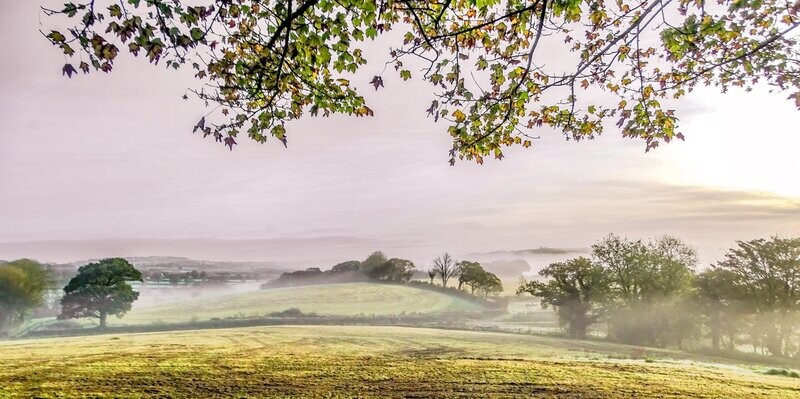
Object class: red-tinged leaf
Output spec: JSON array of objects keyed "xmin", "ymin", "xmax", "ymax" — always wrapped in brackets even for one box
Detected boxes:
[
  {"xmin": 789, "ymin": 92, "xmax": 800, "ymax": 109},
  {"xmin": 224, "ymin": 136, "xmax": 237, "ymax": 150},
  {"xmin": 193, "ymin": 117, "xmax": 205, "ymax": 133},
  {"xmin": 62, "ymin": 63, "xmax": 77, "ymax": 78},
  {"xmin": 426, "ymin": 100, "xmax": 438, "ymax": 116},
  {"xmin": 370, "ymin": 75, "xmax": 384, "ymax": 90},
  {"xmin": 79, "ymin": 61, "xmax": 90, "ymax": 73}
]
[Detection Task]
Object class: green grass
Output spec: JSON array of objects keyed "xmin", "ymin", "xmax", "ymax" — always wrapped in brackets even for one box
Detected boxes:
[
  {"xmin": 1, "ymin": 325, "xmax": 798, "ymax": 398},
  {"xmin": 113, "ymin": 283, "xmax": 484, "ymax": 326}
]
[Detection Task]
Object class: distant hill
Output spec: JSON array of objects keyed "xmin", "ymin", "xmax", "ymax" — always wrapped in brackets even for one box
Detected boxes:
[
  {"xmin": 115, "ymin": 283, "xmax": 485, "ymax": 325},
  {"xmin": 465, "ymin": 247, "xmax": 589, "ymax": 277},
  {"xmin": 73, "ymin": 256, "xmax": 287, "ymax": 272},
  {"xmin": 468, "ymin": 247, "xmax": 587, "ymax": 257}
]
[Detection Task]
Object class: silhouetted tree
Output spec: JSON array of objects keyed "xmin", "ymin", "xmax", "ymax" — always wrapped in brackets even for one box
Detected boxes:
[
  {"xmin": 427, "ymin": 269, "xmax": 437, "ymax": 285},
  {"xmin": 432, "ymin": 253, "xmax": 459, "ymax": 288}
]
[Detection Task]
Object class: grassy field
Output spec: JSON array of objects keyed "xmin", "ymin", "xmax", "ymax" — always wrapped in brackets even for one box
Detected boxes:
[
  {"xmin": 112, "ymin": 283, "xmax": 484, "ymax": 326},
  {"xmin": 1, "ymin": 325, "xmax": 798, "ymax": 398}
]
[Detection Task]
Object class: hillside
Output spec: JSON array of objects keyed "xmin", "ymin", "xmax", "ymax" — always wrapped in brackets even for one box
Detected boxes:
[
  {"xmin": 1, "ymin": 325, "xmax": 797, "ymax": 398},
  {"xmin": 113, "ymin": 283, "xmax": 485, "ymax": 326}
]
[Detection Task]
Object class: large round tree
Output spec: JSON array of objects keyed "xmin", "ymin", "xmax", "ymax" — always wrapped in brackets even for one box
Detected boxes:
[{"xmin": 59, "ymin": 258, "xmax": 143, "ymax": 328}]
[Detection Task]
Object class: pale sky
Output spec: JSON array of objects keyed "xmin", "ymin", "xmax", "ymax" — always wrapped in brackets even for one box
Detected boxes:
[{"xmin": 0, "ymin": 2, "xmax": 798, "ymax": 268}]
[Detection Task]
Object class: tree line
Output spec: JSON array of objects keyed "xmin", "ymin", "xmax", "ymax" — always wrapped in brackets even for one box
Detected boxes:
[
  {"xmin": 264, "ymin": 250, "xmax": 504, "ymax": 298},
  {"xmin": 518, "ymin": 234, "xmax": 800, "ymax": 358},
  {"xmin": 1, "ymin": 258, "xmax": 142, "ymax": 333},
  {"xmin": 429, "ymin": 253, "xmax": 504, "ymax": 298},
  {"xmin": 262, "ymin": 251, "xmax": 417, "ymax": 288}
]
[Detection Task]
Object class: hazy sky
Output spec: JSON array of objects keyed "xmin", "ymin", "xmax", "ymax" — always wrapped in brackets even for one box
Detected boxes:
[{"xmin": 1, "ymin": 2, "xmax": 798, "ymax": 267}]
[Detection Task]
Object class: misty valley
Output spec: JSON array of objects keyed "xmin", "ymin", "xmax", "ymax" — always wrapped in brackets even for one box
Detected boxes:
[
  {"xmin": 3, "ymin": 237, "xmax": 800, "ymax": 398},
  {"xmin": 4, "ymin": 0, "xmax": 800, "ymax": 396}
]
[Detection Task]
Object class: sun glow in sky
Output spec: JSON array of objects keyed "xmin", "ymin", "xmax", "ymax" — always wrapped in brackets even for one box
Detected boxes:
[
  {"xmin": 1, "ymin": 2, "xmax": 798, "ymax": 267},
  {"xmin": 657, "ymin": 88, "xmax": 800, "ymax": 200}
]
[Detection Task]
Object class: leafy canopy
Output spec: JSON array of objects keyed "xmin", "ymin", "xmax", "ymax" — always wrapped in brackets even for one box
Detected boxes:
[
  {"xmin": 43, "ymin": 0, "xmax": 800, "ymax": 163},
  {"xmin": 0, "ymin": 259, "xmax": 54, "ymax": 333},
  {"xmin": 517, "ymin": 257, "xmax": 609, "ymax": 338},
  {"xmin": 457, "ymin": 260, "xmax": 502, "ymax": 296},
  {"xmin": 710, "ymin": 236, "xmax": 800, "ymax": 356},
  {"xmin": 59, "ymin": 257, "xmax": 143, "ymax": 327}
]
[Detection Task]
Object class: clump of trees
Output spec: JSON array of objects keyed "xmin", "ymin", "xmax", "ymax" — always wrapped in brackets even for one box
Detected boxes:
[
  {"xmin": 265, "ymin": 251, "xmax": 504, "ymax": 300},
  {"xmin": 59, "ymin": 258, "xmax": 143, "ymax": 328},
  {"xmin": 427, "ymin": 254, "xmax": 503, "ymax": 298},
  {"xmin": 0, "ymin": 257, "xmax": 143, "ymax": 335},
  {"xmin": 519, "ymin": 234, "xmax": 800, "ymax": 358},
  {"xmin": 697, "ymin": 238, "xmax": 800, "ymax": 357},
  {"xmin": 264, "ymin": 251, "xmax": 416, "ymax": 288},
  {"xmin": 456, "ymin": 261, "xmax": 503, "ymax": 298},
  {"xmin": 0, "ymin": 259, "xmax": 53, "ymax": 334}
]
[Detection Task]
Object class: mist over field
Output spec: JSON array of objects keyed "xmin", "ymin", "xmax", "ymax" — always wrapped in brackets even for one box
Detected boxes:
[{"xmin": 3, "ymin": 0, "xmax": 800, "ymax": 397}]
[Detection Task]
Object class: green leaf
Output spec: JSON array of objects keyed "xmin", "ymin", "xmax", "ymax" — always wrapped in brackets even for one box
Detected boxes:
[{"xmin": 190, "ymin": 28, "xmax": 204, "ymax": 41}]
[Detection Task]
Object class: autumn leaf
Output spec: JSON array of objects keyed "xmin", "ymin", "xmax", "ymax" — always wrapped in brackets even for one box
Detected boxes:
[
  {"xmin": 193, "ymin": 117, "xmax": 205, "ymax": 134},
  {"xmin": 370, "ymin": 75, "xmax": 384, "ymax": 90},
  {"xmin": 789, "ymin": 92, "xmax": 800, "ymax": 109},
  {"xmin": 48, "ymin": 31, "xmax": 66, "ymax": 43},
  {"xmin": 62, "ymin": 63, "xmax": 77, "ymax": 78},
  {"xmin": 223, "ymin": 136, "xmax": 237, "ymax": 151},
  {"xmin": 39, "ymin": 0, "xmax": 800, "ymax": 162}
]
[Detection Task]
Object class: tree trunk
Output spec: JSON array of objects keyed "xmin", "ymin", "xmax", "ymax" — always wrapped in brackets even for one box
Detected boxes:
[
  {"xmin": 725, "ymin": 326, "xmax": 736, "ymax": 350},
  {"xmin": 765, "ymin": 330, "xmax": 783, "ymax": 357},
  {"xmin": 710, "ymin": 314, "xmax": 720, "ymax": 350},
  {"xmin": 99, "ymin": 311, "xmax": 107, "ymax": 329}
]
